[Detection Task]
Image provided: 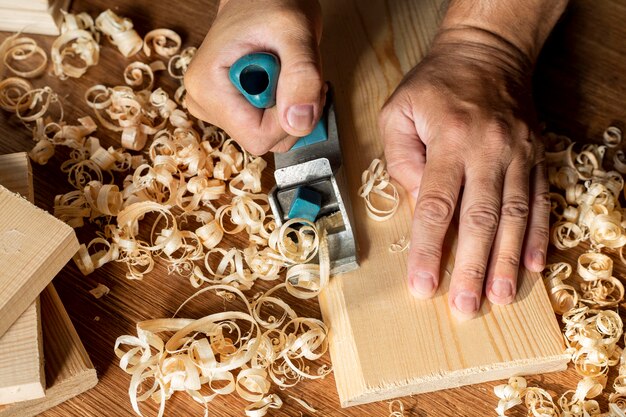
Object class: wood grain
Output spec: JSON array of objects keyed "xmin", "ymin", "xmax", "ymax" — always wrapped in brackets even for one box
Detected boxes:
[
  {"xmin": 0, "ymin": 184, "xmax": 79, "ymax": 338},
  {"xmin": 0, "ymin": 153, "xmax": 45, "ymax": 404},
  {"xmin": 0, "ymin": 0, "xmax": 625, "ymax": 416},
  {"xmin": 0, "ymin": 284, "xmax": 98, "ymax": 417}
]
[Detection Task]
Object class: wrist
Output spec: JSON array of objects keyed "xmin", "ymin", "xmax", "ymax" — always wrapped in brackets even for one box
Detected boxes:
[{"xmin": 430, "ymin": 27, "xmax": 534, "ymax": 80}]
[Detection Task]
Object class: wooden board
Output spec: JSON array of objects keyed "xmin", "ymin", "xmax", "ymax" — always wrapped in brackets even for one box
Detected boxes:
[
  {"xmin": 317, "ymin": 0, "xmax": 569, "ymax": 407},
  {"xmin": 0, "ymin": 182, "xmax": 79, "ymax": 338},
  {"xmin": 0, "ymin": 153, "xmax": 45, "ymax": 404},
  {"xmin": 0, "ymin": 0, "xmax": 70, "ymax": 35},
  {"xmin": 0, "ymin": 0, "xmax": 51, "ymax": 12},
  {"xmin": 0, "ymin": 284, "xmax": 98, "ymax": 417}
]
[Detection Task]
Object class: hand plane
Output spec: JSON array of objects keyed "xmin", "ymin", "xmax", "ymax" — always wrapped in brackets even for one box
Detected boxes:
[{"xmin": 229, "ymin": 53, "xmax": 358, "ymax": 274}]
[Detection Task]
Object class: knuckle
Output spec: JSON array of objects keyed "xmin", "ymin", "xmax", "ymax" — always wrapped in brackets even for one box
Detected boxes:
[
  {"xmin": 463, "ymin": 201, "xmax": 499, "ymax": 235},
  {"xmin": 497, "ymin": 251, "xmax": 521, "ymax": 268},
  {"xmin": 413, "ymin": 243, "xmax": 442, "ymax": 261},
  {"xmin": 444, "ymin": 113, "xmax": 472, "ymax": 140},
  {"xmin": 460, "ymin": 263, "xmax": 486, "ymax": 282},
  {"xmin": 534, "ymin": 191, "xmax": 552, "ymax": 211},
  {"xmin": 241, "ymin": 137, "xmax": 271, "ymax": 156},
  {"xmin": 416, "ymin": 193, "xmax": 455, "ymax": 225},
  {"xmin": 284, "ymin": 57, "xmax": 321, "ymax": 81},
  {"xmin": 501, "ymin": 196, "xmax": 530, "ymax": 220}
]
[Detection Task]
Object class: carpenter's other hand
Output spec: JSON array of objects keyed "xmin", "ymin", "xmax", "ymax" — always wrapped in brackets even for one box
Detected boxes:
[
  {"xmin": 184, "ymin": 0, "xmax": 325, "ymax": 155},
  {"xmin": 380, "ymin": 33, "xmax": 550, "ymax": 320}
]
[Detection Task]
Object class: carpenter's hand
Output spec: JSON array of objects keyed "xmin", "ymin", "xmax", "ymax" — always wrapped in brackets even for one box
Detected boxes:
[
  {"xmin": 184, "ymin": 0, "xmax": 325, "ymax": 155},
  {"xmin": 380, "ymin": 36, "xmax": 550, "ymax": 320}
]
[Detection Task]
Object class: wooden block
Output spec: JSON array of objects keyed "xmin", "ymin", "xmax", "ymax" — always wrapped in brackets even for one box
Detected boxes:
[
  {"xmin": 0, "ymin": 0, "xmax": 51, "ymax": 12},
  {"xmin": 0, "ymin": 177, "xmax": 79, "ymax": 339},
  {"xmin": 0, "ymin": 153, "xmax": 45, "ymax": 404},
  {"xmin": 0, "ymin": 0, "xmax": 70, "ymax": 36},
  {"xmin": 0, "ymin": 301, "xmax": 44, "ymax": 404},
  {"xmin": 317, "ymin": 0, "xmax": 569, "ymax": 407},
  {"xmin": 0, "ymin": 284, "xmax": 98, "ymax": 417}
]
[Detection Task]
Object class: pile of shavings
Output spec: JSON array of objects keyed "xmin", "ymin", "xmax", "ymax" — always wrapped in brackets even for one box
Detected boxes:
[
  {"xmin": 495, "ymin": 127, "xmax": 626, "ymax": 417},
  {"xmin": 0, "ymin": 9, "xmax": 334, "ymax": 417}
]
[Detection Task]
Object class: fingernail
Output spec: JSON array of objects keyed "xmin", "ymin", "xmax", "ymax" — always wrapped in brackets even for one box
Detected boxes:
[
  {"xmin": 533, "ymin": 250, "xmax": 545, "ymax": 270},
  {"xmin": 410, "ymin": 272, "xmax": 435, "ymax": 297},
  {"xmin": 490, "ymin": 279, "xmax": 513, "ymax": 299},
  {"xmin": 287, "ymin": 104, "xmax": 314, "ymax": 131},
  {"xmin": 454, "ymin": 292, "xmax": 478, "ymax": 315}
]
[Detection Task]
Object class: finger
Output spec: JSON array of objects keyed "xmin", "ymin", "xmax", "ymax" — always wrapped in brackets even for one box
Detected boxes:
[
  {"xmin": 270, "ymin": 135, "xmax": 299, "ymax": 153},
  {"xmin": 408, "ymin": 148, "xmax": 464, "ymax": 299},
  {"xmin": 275, "ymin": 33, "xmax": 325, "ymax": 138},
  {"xmin": 187, "ymin": 86, "xmax": 288, "ymax": 155},
  {"xmin": 449, "ymin": 164, "xmax": 505, "ymax": 319},
  {"xmin": 523, "ymin": 159, "xmax": 550, "ymax": 272},
  {"xmin": 380, "ymin": 101, "xmax": 427, "ymax": 199},
  {"xmin": 485, "ymin": 160, "xmax": 530, "ymax": 305}
]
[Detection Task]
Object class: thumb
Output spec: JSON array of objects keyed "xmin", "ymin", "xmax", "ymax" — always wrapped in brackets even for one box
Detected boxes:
[
  {"xmin": 275, "ymin": 35, "xmax": 325, "ymax": 137},
  {"xmin": 380, "ymin": 106, "xmax": 427, "ymax": 201}
]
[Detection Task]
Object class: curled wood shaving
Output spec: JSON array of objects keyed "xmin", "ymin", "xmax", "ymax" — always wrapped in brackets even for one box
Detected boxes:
[
  {"xmin": 168, "ymin": 46, "xmax": 196, "ymax": 80},
  {"xmin": 358, "ymin": 158, "xmax": 399, "ymax": 221},
  {"xmin": 388, "ymin": 399, "xmax": 406, "ymax": 417},
  {"xmin": 124, "ymin": 61, "xmax": 166, "ymax": 91},
  {"xmin": 115, "ymin": 285, "xmax": 330, "ymax": 417},
  {"xmin": 95, "ymin": 10, "xmax": 142, "ymax": 58},
  {"xmin": 0, "ymin": 33, "xmax": 48, "ymax": 78},
  {"xmin": 603, "ymin": 126, "xmax": 622, "ymax": 148},
  {"xmin": 543, "ymin": 262, "xmax": 578, "ymax": 314},
  {"xmin": 16, "ymin": 86, "xmax": 63, "ymax": 126},
  {"xmin": 0, "ymin": 77, "xmax": 32, "ymax": 112},
  {"xmin": 52, "ymin": 11, "xmax": 100, "ymax": 79},
  {"xmin": 143, "ymin": 29, "xmax": 181, "ymax": 58},
  {"xmin": 389, "ymin": 236, "xmax": 409, "ymax": 253}
]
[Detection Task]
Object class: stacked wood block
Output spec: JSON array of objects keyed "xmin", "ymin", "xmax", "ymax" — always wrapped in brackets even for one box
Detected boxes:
[
  {"xmin": 0, "ymin": 153, "xmax": 97, "ymax": 417},
  {"xmin": 0, "ymin": 0, "xmax": 70, "ymax": 35}
]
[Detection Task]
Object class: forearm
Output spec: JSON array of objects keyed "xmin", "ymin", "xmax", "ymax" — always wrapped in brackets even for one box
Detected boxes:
[{"xmin": 435, "ymin": 0, "xmax": 569, "ymax": 69}]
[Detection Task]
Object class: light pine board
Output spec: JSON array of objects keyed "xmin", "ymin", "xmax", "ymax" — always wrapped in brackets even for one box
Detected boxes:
[
  {"xmin": 0, "ymin": 153, "xmax": 45, "ymax": 404},
  {"xmin": 0, "ymin": 0, "xmax": 50, "ymax": 12},
  {"xmin": 0, "ymin": 0, "xmax": 70, "ymax": 35},
  {"xmin": 0, "ymin": 284, "xmax": 98, "ymax": 417},
  {"xmin": 317, "ymin": 0, "xmax": 569, "ymax": 407},
  {"xmin": 0, "ymin": 180, "xmax": 79, "ymax": 338}
]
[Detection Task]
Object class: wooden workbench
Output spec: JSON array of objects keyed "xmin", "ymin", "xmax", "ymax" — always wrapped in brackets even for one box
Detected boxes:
[{"xmin": 1, "ymin": 0, "xmax": 625, "ymax": 415}]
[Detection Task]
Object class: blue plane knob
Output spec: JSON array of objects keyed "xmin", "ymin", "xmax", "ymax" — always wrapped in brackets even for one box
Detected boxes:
[
  {"xmin": 229, "ymin": 53, "xmax": 280, "ymax": 109},
  {"xmin": 229, "ymin": 52, "xmax": 329, "ymax": 148}
]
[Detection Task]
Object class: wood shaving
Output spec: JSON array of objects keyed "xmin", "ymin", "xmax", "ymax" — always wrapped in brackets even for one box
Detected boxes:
[
  {"xmin": 0, "ymin": 33, "xmax": 47, "ymax": 78},
  {"xmin": 389, "ymin": 236, "xmax": 409, "ymax": 253},
  {"xmin": 95, "ymin": 10, "xmax": 142, "ymax": 58},
  {"xmin": 603, "ymin": 126, "xmax": 622, "ymax": 148},
  {"xmin": 143, "ymin": 29, "xmax": 181, "ymax": 58},
  {"xmin": 358, "ymin": 158, "xmax": 399, "ymax": 221},
  {"xmin": 115, "ymin": 285, "xmax": 330, "ymax": 417},
  {"xmin": 388, "ymin": 399, "xmax": 406, "ymax": 417},
  {"xmin": 0, "ymin": 77, "xmax": 32, "ymax": 112},
  {"xmin": 52, "ymin": 11, "xmax": 100, "ymax": 79},
  {"xmin": 89, "ymin": 283, "xmax": 110, "ymax": 299},
  {"xmin": 288, "ymin": 395, "xmax": 317, "ymax": 413}
]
